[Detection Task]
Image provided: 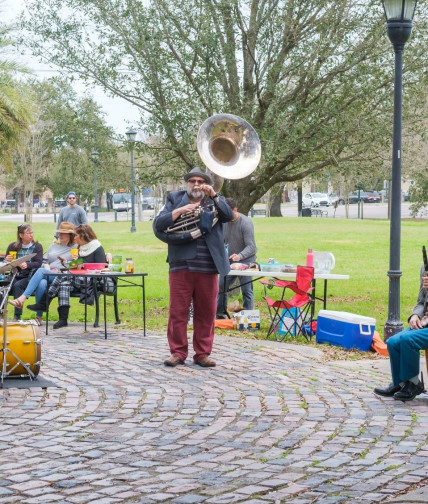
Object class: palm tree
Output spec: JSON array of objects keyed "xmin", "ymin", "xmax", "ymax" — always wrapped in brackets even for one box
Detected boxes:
[{"xmin": 0, "ymin": 23, "xmax": 33, "ymax": 168}]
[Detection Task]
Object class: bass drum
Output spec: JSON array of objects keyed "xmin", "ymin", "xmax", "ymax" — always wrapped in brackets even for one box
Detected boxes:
[{"xmin": 0, "ymin": 323, "xmax": 42, "ymax": 377}]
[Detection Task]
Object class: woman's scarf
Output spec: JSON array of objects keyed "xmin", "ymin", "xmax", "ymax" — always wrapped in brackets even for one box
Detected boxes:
[{"xmin": 78, "ymin": 239, "xmax": 101, "ymax": 257}]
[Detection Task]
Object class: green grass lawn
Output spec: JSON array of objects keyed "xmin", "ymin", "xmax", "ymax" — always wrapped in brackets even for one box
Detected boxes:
[{"xmin": 1, "ymin": 216, "xmax": 425, "ymax": 339}]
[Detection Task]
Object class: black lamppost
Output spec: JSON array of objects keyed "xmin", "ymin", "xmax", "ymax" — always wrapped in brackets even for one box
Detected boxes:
[
  {"xmin": 125, "ymin": 128, "xmax": 137, "ymax": 233},
  {"xmin": 91, "ymin": 150, "xmax": 99, "ymax": 223},
  {"xmin": 382, "ymin": 0, "xmax": 418, "ymax": 340}
]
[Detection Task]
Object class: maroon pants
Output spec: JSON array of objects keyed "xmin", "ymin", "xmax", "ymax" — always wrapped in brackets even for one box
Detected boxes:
[{"xmin": 167, "ymin": 270, "xmax": 218, "ymax": 361}]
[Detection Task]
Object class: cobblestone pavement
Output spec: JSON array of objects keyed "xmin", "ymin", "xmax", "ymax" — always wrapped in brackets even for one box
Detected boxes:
[{"xmin": 1, "ymin": 325, "xmax": 428, "ymax": 504}]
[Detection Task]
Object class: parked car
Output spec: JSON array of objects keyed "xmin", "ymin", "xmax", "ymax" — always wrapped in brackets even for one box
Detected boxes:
[
  {"xmin": 348, "ymin": 191, "xmax": 381, "ymax": 204},
  {"xmin": 54, "ymin": 199, "xmax": 67, "ymax": 207},
  {"xmin": 142, "ymin": 197, "xmax": 156, "ymax": 210},
  {"xmin": 142, "ymin": 197, "xmax": 163, "ymax": 210},
  {"xmin": 329, "ymin": 193, "xmax": 345, "ymax": 205},
  {"xmin": 302, "ymin": 192, "xmax": 331, "ymax": 207}
]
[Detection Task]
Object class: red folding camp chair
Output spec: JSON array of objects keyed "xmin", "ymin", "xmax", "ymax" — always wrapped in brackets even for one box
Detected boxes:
[{"xmin": 260, "ymin": 265, "xmax": 314, "ymax": 342}]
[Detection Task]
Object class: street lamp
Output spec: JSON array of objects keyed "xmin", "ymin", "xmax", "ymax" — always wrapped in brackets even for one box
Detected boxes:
[
  {"xmin": 125, "ymin": 128, "xmax": 137, "ymax": 233},
  {"xmin": 382, "ymin": 0, "xmax": 418, "ymax": 340},
  {"xmin": 91, "ymin": 150, "xmax": 99, "ymax": 223}
]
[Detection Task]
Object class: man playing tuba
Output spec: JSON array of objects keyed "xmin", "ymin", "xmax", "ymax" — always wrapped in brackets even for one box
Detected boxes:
[{"xmin": 153, "ymin": 167, "xmax": 234, "ymax": 368}]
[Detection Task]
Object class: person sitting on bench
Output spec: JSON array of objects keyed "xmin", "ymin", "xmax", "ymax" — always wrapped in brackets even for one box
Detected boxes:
[
  {"xmin": 9, "ymin": 222, "xmax": 76, "ymax": 326},
  {"xmin": 374, "ymin": 266, "xmax": 428, "ymax": 402},
  {"xmin": 28, "ymin": 224, "xmax": 108, "ymax": 329}
]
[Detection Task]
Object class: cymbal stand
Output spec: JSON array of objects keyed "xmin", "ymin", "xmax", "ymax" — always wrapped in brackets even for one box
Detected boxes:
[{"xmin": 0, "ymin": 268, "xmax": 36, "ymax": 386}]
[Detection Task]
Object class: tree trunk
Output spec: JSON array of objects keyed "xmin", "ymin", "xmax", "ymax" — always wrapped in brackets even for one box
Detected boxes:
[
  {"xmin": 270, "ymin": 192, "xmax": 282, "ymax": 217},
  {"xmin": 297, "ymin": 183, "xmax": 303, "ymax": 214}
]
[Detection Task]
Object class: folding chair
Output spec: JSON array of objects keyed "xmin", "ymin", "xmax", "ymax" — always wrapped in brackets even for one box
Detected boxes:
[{"xmin": 260, "ymin": 265, "xmax": 314, "ymax": 342}]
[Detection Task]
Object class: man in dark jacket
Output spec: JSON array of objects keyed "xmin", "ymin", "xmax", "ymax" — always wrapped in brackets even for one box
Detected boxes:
[
  {"xmin": 153, "ymin": 167, "xmax": 234, "ymax": 368},
  {"xmin": 374, "ymin": 265, "xmax": 428, "ymax": 401}
]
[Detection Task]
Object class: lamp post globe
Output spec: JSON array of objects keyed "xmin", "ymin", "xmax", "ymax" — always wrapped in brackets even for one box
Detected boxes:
[
  {"xmin": 382, "ymin": 0, "xmax": 417, "ymax": 341},
  {"xmin": 91, "ymin": 150, "xmax": 99, "ymax": 223},
  {"xmin": 125, "ymin": 128, "xmax": 138, "ymax": 233}
]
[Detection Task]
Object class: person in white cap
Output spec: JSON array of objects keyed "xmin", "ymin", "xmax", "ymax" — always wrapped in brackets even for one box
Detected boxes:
[{"xmin": 56, "ymin": 191, "xmax": 88, "ymax": 232}]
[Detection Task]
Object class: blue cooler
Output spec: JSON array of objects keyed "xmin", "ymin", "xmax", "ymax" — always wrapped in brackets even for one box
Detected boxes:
[{"xmin": 316, "ymin": 310, "xmax": 375, "ymax": 351}]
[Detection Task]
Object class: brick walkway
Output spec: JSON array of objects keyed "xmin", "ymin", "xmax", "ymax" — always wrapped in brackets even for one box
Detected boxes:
[{"xmin": 1, "ymin": 324, "xmax": 428, "ymax": 503}]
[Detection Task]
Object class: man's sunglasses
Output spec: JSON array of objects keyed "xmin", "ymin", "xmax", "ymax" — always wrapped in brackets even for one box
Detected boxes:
[{"xmin": 187, "ymin": 179, "xmax": 205, "ymax": 184}]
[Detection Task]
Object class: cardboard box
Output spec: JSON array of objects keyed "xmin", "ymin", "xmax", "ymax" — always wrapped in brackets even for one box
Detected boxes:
[
  {"xmin": 316, "ymin": 310, "xmax": 375, "ymax": 351},
  {"xmin": 233, "ymin": 310, "xmax": 260, "ymax": 331}
]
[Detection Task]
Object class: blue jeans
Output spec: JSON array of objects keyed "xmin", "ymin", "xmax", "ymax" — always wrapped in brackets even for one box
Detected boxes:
[
  {"xmin": 217, "ymin": 274, "xmax": 254, "ymax": 314},
  {"xmin": 23, "ymin": 268, "xmax": 54, "ymax": 317},
  {"xmin": 387, "ymin": 327, "xmax": 428, "ymax": 385}
]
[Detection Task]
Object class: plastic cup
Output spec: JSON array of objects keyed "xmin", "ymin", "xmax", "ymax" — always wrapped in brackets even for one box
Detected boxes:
[
  {"xmin": 71, "ymin": 248, "xmax": 78, "ymax": 257},
  {"xmin": 10, "ymin": 251, "xmax": 17, "ymax": 260}
]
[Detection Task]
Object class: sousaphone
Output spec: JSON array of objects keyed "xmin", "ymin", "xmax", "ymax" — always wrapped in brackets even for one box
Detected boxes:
[
  {"xmin": 197, "ymin": 113, "xmax": 261, "ymax": 192},
  {"xmin": 162, "ymin": 113, "xmax": 261, "ymax": 239}
]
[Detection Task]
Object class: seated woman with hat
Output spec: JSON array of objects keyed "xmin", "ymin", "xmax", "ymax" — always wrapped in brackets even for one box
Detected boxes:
[
  {"xmin": 9, "ymin": 222, "xmax": 77, "ymax": 325},
  {"xmin": 27, "ymin": 224, "xmax": 109, "ymax": 329}
]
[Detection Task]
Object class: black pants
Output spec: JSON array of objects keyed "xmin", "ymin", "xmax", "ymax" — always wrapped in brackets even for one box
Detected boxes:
[{"xmin": 11, "ymin": 277, "xmax": 30, "ymax": 318}]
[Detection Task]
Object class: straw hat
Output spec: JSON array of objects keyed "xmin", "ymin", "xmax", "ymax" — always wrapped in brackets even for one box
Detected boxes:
[{"xmin": 57, "ymin": 222, "xmax": 76, "ymax": 234}]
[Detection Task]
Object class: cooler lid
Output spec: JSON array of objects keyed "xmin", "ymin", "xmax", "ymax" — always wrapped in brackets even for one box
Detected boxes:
[{"xmin": 318, "ymin": 310, "xmax": 376, "ymax": 325}]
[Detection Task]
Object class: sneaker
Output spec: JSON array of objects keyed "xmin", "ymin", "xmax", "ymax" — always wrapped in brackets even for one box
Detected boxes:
[{"xmin": 393, "ymin": 380, "xmax": 425, "ymax": 402}]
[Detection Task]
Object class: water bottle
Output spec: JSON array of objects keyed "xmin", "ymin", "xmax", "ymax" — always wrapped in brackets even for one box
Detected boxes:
[{"xmin": 306, "ymin": 248, "xmax": 314, "ymax": 267}]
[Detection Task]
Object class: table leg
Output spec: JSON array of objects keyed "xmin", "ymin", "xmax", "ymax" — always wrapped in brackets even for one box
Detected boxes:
[
  {"xmin": 84, "ymin": 277, "xmax": 87, "ymax": 332},
  {"xmin": 103, "ymin": 279, "xmax": 107, "ymax": 339},
  {"xmin": 323, "ymin": 280, "xmax": 328, "ymax": 310},
  {"xmin": 45, "ymin": 277, "xmax": 50, "ymax": 336},
  {"xmin": 142, "ymin": 276, "xmax": 146, "ymax": 336}
]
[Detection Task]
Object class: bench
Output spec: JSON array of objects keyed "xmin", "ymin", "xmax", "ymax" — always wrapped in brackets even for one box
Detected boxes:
[
  {"xmin": 250, "ymin": 209, "xmax": 266, "ymax": 217},
  {"xmin": 68, "ymin": 277, "xmax": 121, "ymax": 327},
  {"xmin": 311, "ymin": 208, "xmax": 328, "ymax": 218},
  {"xmin": 42, "ymin": 276, "xmax": 121, "ymax": 330}
]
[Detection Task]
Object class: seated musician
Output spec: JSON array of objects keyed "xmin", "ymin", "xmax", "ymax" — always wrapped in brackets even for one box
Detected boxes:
[
  {"xmin": 374, "ymin": 264, "xmax": 428, "ymax": 402},
  {"xmin": 5, "ymin": 224, "xmax": 43, "ymax": 321}
]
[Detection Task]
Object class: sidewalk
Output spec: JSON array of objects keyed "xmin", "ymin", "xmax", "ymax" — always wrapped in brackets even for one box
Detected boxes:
[{"xmin": 1, "ymin": 323, "xmax": 428, "ymax": 503}]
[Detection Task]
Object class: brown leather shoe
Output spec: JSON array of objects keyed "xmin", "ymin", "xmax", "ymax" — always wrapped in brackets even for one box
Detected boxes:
[
  {"xmin": 164, "ymin": 355, "xmax": 185, "ymax": 367},
  {"xmin": 195, "ymin": 356, "xmax": 216, "ymax": 367}
]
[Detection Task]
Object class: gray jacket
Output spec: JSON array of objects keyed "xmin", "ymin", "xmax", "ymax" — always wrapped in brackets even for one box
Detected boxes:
[{"xmin": 411, "ymin": 265, "xmax": 428, "ymax": 320}]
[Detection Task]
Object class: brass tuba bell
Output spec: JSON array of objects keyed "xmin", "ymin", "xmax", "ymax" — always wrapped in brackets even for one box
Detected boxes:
[
  {"xmin": 197, "ymin": 113, "xmax": 261, "ymax": 191},
  {"xmin": 163, "ymin": 114, "xmax": 261, "ymax": 237}
]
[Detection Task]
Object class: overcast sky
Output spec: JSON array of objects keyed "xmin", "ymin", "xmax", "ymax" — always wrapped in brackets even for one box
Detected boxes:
[{"xmin": 2, "ymin": 0, "xmax": 141, "ymax": 136}]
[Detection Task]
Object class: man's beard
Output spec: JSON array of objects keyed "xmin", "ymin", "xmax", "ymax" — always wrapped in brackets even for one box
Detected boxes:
[{"xmin": 187, "ymin": 187, "xmax": 203, "ymax": 201}]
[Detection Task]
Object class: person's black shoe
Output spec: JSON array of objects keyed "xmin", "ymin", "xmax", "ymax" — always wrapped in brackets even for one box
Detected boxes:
[
  {"xmin": 216, "ymin": 313, "xmax": 228, "ymax": 320},
  {"xmin": 374, "ymin": 383, "xmax": 401, "ymax": 397},
  {"xmin": 28, "ymin": 302, "xmax": 48, "ymax": 312},
  {"xmin": 53, "ymin": 319, "xmax": 68, "ymax": 329},
  {"xmin": 393, "ymin": 380, "xmax": 425, "ymax": 402}
]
